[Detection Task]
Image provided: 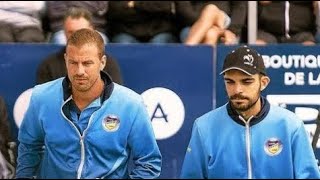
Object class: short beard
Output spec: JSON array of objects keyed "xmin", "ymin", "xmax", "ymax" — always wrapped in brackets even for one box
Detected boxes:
[
  {"xmin": 229, "ymin": 84, "xmax": 261, "ymax": 112},
  {"xmin": 231, "ymin": 95, "xmax": 260, "ymax": 112}
]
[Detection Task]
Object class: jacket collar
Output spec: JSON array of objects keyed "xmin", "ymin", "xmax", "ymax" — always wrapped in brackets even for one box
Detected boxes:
[
  {"xmin": 62, "ymin": 71, "xmax": 114, "ymax": 104},
  {"xmin": 227, "ymin": 96, "xmax": 270, "ymax": 126}
]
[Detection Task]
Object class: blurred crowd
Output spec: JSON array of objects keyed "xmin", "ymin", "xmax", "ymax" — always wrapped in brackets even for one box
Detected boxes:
[{"xmin": 0, "ymin": 1, "xmax": 319, "ymax": 46}]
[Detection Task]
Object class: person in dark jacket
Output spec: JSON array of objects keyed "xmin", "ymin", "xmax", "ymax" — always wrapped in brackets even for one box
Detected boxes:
[
  {"xmin": 256, "ymin": 1, "xmax": 316, "ymax": 45},
  {"xmin": 37, "ymin": 7, "xmax": 123, "ymax": 85},
  {"xmin": 45, "ymin": 1, "xmax": 109, "ymax": 44},
  {"xmin": 107, "ymin": 1, "xmax": 178, "ymax": 43}
]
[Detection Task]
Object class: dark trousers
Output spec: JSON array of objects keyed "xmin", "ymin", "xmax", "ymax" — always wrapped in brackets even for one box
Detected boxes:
[{"xmin": 0, "ymin": 22, "xmax": 45, "ymax": 43}]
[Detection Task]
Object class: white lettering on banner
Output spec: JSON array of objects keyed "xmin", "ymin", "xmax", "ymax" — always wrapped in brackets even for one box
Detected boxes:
[
  {"xmin": 141, "ymin": 87, "xmax": 185, "ymax": 140},
  {"xmin": 309, "ymin": 72, "xmax": 320, "ymax": 85},
  {"xmin": 267, "ymin": 94, "xmax": 320, "ymax": 148},
  {"xmin": 282, "ymin": 72, "xmax": 320, "ymax": 86},
  {"xmin": 284, "ymin": 72, "xmax": 304, "ymax": 85},
  {"xmin": 262, "ymin": 55, "xmax": 320, "ymax": 86},
  {"xmin": 262, "ymin": 55, "xmax": 320, "ymax": 69}
]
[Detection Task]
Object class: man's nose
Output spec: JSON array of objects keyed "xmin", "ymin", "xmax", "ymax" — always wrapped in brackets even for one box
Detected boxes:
[{"xmin": 77, "ymin": 64, "xmax": 85, "ymax": 75}]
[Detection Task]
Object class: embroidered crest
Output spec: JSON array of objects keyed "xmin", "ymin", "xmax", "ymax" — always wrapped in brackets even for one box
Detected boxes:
[
  {"xmin": 264, "ymin": 137, "xmax": 283, "ymax": 156},
  {"xmin": 102, "ymin": 115, "xmax": 120, "ymax": 132}
]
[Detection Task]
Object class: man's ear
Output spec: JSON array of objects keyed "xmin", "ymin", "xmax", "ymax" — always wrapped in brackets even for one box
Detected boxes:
[
  {"xmin": 261, "ymin": 75, "xmax": 270, "ymax": 91},
  {"xmin": 100, "ymin": 55, "xmax": 107, "ymax": 71}
]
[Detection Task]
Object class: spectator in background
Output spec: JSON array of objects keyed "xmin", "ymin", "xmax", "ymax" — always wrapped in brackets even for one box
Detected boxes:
[
  {"xmin": 0, "ymin": 96, "xmax": 16, "ymax": 179},
  {"xmin": 0, "ymin": 1, "xmax": 46, "ymax": 43},
  {"xmin": 107, "ymin": 1, "xmax": 178, "ymax": 43},
  {"xmin": 36, "ymin": 7, "xmax": 123, "ymax": 85},
  {"xmin": 256, "ymin": 1, "xmax": 316, "ymax": 45},
  {"xmin": 176, "ymin": 1, "xmax": 247, "ymax": 46},
  {"xmin": 45, "ymin": 1, "xmax": 109, "ymax": 44}
]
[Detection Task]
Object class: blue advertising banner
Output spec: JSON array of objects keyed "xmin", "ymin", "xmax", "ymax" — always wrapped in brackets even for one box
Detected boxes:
[
  {"xmin": 0, "ymin": 43, "xmax": 63, "ymax": 140},
  {"xmin": 0, "ymin": 44, "xmax": 214, "ymax": 178},
  {"xmin": 216, "ymin": 45, "xmax": 320, "ymax": 162},
  {"xmin": 108, "ymin": 44, "xmax": 214, "ymax": 178}
]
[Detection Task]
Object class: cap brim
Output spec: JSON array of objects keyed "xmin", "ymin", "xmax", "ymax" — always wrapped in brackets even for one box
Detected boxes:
[{"xmin": 219, "ymin": 67, "xmax": 253, "ymax": 76}]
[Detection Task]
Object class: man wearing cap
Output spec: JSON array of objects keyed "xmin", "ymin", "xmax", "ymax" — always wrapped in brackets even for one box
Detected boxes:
[{"xmin": 180, "ymin": 46, "xmax": 320, "ymax": 179}]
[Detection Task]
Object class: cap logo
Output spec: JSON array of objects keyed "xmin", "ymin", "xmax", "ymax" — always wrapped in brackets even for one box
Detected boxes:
[{"xmin": 243, "ymin": 54, "xmax": 254, "ymax": 66}]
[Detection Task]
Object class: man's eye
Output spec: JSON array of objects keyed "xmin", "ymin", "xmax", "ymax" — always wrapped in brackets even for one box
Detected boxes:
[
  {"xmin": 83, "ymin": 62, "xmax": 92, "ymax": 66},
  {"xmin": 243, "ymin": 81, "xmax": 253, "ymax": 84},
  {"xmin": 225, "ymin": 81, "xmax": 234, "ymax": 84}
]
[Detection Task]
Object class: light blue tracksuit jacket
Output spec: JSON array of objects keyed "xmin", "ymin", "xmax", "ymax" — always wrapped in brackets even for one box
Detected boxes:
[
  {"xmin": 16, "ymin": 73, "xmax": 162, "ymax": 179},
  {"xmin": 181, "ymin": 98, "xmax": 320, "ymax": 179}
]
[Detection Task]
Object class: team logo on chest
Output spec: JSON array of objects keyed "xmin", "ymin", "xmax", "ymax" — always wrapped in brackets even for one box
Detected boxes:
[
  {"xmin": 102, "ymin": 115, "xmax": 120, "ymax": 132},
  {"xmin": 264, "ymin": 137, "xmax": 283, "ymax": 156}
]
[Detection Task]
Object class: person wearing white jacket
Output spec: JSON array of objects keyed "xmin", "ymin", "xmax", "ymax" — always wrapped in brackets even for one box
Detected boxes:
[{"xmin": 0, "ymin": 1, "xmax": 46, "ymax": 42}]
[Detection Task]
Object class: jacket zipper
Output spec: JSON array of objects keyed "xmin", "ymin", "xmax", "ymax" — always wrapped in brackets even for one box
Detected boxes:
[
  {"xmin": 61, "ymin": 96, "xmax": 88, "ymax": 179},
  {"xmin": 239, "ymin": 115, "xmax": 253, "ymax": 179}
]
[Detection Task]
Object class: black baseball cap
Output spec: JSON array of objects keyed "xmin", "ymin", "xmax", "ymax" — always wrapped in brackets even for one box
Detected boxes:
[{"xmin": 220, "ymin": 45, "xmax": 266, "ymax": 76}]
